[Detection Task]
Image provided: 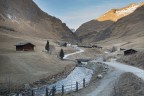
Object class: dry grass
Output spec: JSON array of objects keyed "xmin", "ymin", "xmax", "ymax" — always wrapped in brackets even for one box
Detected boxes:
[
  {"xmin": 113, "ymin": 72, "xmax": 144, "ymax": 96},
  {"xmin": 118, "ymin": 52, "xmax": 144, "ymax": 69},
  {"xmin": 0, "ymin": 30, "xmax": 76, "ymax": 94}
]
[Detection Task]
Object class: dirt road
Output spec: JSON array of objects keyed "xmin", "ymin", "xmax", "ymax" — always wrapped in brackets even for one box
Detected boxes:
[{"xmin": 65, "ymin": 49, "xmax": 144, "ymax": 96}]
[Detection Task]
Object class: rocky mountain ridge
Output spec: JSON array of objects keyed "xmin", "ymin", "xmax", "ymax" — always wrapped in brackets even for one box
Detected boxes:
[{"xmin": 97, "ymin": 3, "xmax": 143, "ymax": 22}]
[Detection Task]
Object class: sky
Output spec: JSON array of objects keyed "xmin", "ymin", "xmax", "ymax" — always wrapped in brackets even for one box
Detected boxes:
[{"xmin": 33, "ymin": 0, "xmax": 144, "ymax": 30}]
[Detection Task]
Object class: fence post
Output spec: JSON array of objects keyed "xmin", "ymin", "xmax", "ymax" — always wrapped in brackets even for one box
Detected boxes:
[
  {"xmin": 8, "ymin": 76, "xmax": 11, "ymax": 94},
  {"xmin": 32, "ymin": 90, "xmax": 34, "ymax": 96},
  {"xmin": 62, "ymin": 85, "xmax": 64, "ymax": 95},
  {"xmin": 52, "ymin": 86, "xmax": 56, "ymax": 96},
  {"xmin": 46, "ymin": 88, "xmax": 49, "ymax": 96},
  {"xmin": 16, "ymin": 92, "xmax": 19, "ymax": 96},
  {"xmin": 83, "ymin": 78, "xmax": 85, "ymax": 88},
  {"xmin": 76, "ymin": 81, "xmax": 78, "ymax": 91}
]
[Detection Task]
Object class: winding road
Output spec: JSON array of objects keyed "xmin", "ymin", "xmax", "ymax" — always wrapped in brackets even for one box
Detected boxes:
[
  {"xmin": 33, "ymin": 46, "xmax": 92, "ymax": 96},
  {"xmin": 86, "ymin": 59, "xmax": 144, "ymax": 96},
  {"xmin": 66, "ymin": 46, "xmax": 144, "ymax": 96},
  {"xmin": 21, "ymin": 46, "xmax": 144, "ymax": 96},
  {"xmin": 63, "ymin": 45, "xmax": 84, "ymax": 60}
]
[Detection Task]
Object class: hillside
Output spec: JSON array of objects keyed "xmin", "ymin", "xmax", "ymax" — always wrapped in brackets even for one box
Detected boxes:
[
  {"xmin": 118, "ymin": 52, "xmax": 144, "ymax": 69},
  {"xmin": 0, "ymin": 29, "xmax": 78, "ymax": 95},
  {"xmin": 0, "ymin": 0, "xmax": 77, "ymax": 42},
  {"xmin": 75, "ymin": 3, "xmax": 144, "ymax": 46},
  {"xmin": 75, "ymin": 20, "xmax": 113, "ymax": 40},
  {"xmin": 97, "ymin": 5, "xmax": 144, "ymax": 48},
  {"xmin": 97, "ymin": 3, "xmax": 142, "ymax": 22},
  {"xmin": 0, "ymin": 0, "xmax": 78, "ymax": 94},
  {"xmin": 113, "ymin": 72, "xmax": 144, "ymax": 96}
]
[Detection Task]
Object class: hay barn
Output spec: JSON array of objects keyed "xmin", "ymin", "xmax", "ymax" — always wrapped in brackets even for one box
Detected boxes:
[{"xmin": 15, "ymin": 42, "xmax": 35, "ymax": 51}]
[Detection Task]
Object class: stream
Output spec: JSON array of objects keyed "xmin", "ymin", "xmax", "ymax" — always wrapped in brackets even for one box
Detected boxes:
[
  {"xmin": 33, "ymin": 45, "xmax": 93, "ymax": 96},
  {"xmin": 12, "ymin": 46, "xmax": 144, "ymax": 96},
  {"xmin": 15, "ymin": 45, "xmax": 94, "ymax": 96},
  {"xmin": 34, "ymin": 48, "xmax": 144, "ymax": 96},
  {"xmin": 34, "ymin": 67, "xmax": 93, "ymax": 96}
]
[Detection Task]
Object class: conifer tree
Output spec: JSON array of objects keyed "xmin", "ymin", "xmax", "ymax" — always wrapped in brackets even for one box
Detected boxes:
[
  {"xmin": 59, "ymin": 49, "xmax": 64, "ymax": 60},
  {"xmin": 45, "ymin": 40, "xmax": 50, "ymax": 52}
]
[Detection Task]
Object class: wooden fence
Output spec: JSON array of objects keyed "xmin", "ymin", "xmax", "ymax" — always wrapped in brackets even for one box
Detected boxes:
[{"xmin": 22, "ymin": 78, "xmax": 87, "ymax": 96}]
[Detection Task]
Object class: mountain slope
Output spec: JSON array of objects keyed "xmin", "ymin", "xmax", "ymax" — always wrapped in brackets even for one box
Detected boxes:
[
  {"xmin": 75, "ymin": 3, "xmax": 144, "ymax": 44},
  {"xmin": 75, "ymin": 20, "xmax": 113, "ymax": 38},
  {"xmin": 113, "ymin": 72, "xmax": 144, "ymax": 96},
  {"xmin": 95, "ymin": 6, "xmax": 144, "ymax": 48},
  {"xmin": 0, "ymin": 0, "xmax": 77, "ymax": 41},
  {"xmin": 97, "ymin": 3, "xmax": 141, "ymax": 22},
  {"xmin": 0, "ymin": 0, "xmax": 78, "ymax": 92}
]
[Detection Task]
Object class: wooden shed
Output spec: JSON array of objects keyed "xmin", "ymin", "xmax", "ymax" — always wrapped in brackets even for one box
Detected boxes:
[
  {"xmin": 92, "ymin": 45, "xmax": 103, "ymax": 49},
  {"xmin": 124, "ymin": 49, "xmax": 137, "ymax": 55},
  {"xmin": 15, "ymin": 42, "xmax": 35, "ymax": 51},
  {"xmin": 120, "ymin": 48, "xmax": 126, "ymax": 51},
  {"xmin": 58, "ymin": 41, "xmax": 67, "ymax": 47}
]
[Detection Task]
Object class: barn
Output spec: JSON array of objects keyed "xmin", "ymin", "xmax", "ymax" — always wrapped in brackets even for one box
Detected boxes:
[
  {"xmin": 15, "ymin": 42, "xmax": 35, "ymax": 51},
  {"xmin": 124, "ymin": 49, "xmax": 137, "ymax": 55}
]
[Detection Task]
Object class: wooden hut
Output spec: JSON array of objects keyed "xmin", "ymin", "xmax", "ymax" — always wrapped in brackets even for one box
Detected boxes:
[
  {"xmin": 15, "ymin": 42, "xmax": 35, "ymax": 51},
  {"xmin": 120, "ymin": 48, "xmax": 126, "ymax": 51},
  {"xmin": 91, "ymin": 45, "xmax": 102, "ymax": 49},
  {"xmin": 124, "ymin": 49, "xmax": 137, "ymax": 55},
  {"xmin": 58, "ymin": 41, "xmax": 67, "ymax": 47}
]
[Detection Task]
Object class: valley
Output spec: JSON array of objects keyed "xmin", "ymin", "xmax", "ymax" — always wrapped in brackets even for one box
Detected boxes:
[{"xmin": 0, "ymin": 0, "xmax": 144, "ymax": 96}]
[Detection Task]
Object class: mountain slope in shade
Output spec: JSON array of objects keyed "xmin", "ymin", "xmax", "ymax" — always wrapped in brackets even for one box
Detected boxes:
[
  {"xmin": 0, "ymin": 0, "xmax": 77, "ymax": 42},
  {"xmin": 75, "ymin": 20, "xmax": 113, "ymax": 38},
  {"xmin": 75, "ymin": 2, "xmax": 144, "ymax": 43},
  {"xmin": 93, "ymin": 5, "xmax": 144, "ymax": 48}
]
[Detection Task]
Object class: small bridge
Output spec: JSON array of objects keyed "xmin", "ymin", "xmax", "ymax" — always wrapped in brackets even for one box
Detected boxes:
[
  {"xmin": 76, "ymin": 59, "xmax": 91, "ymax": 63},
  {"xmin": 76, "ymin": 59, "xmax": 92, "ymax": 67}
]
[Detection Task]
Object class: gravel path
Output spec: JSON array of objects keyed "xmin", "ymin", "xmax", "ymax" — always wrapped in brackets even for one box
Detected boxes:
[
  {"xmin": 77, "ymin": 59, "xmax": 144, "ymax": 96},
  {"xmin": 104, "ymin": 59, "xmax": 144, "ymax": 80},
  {"xmin": 64, "ymin": 47, "xmax": 144, "ymax": 96}
]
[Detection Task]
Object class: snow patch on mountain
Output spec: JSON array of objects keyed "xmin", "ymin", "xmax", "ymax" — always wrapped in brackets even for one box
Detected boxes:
[
  {"xmin": 116, "ymin": 4, "xmax": 140, "ymax": 16},
  {"xmin": 7, "ymin": 14, "xmax": 19, "ymax": 23},
  {"xmin": 7, "ymin": 14, "xmax": 12, "ymax": 19}
]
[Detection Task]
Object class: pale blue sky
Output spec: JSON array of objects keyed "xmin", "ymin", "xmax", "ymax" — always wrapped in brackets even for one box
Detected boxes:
[{"xmin": 33, "ymin": 0, "xmax": 144, "ymax": 29}]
